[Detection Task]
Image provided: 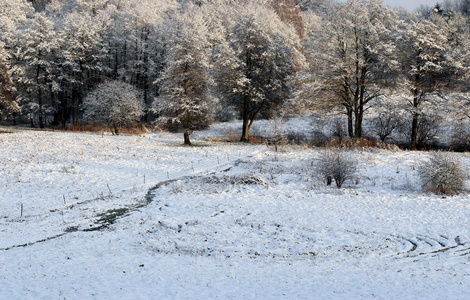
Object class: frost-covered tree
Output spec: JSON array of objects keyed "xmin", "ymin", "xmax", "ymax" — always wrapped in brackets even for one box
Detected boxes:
[
  {"xmin": 19, "ymin": 13, "xmax": 60, "ymax": 128},
  {"xmin": 396, "ymin": 12, "xmax": 453, "ymax": 149},
  {"xmin": 393, "ymin": 8, "xmax": 469, "ymax": 148},
  {"xmin": 0, "ymin": 0, "xmax": 32, "ymax": 47},
  {"xmin": 0, "ymin": 62, "xmax": 19, "ymax": 119},
  {"xmin": 152, "ymin": 7, "xmax": 214, "ymax": 145},
  {"xmin": 271, "ymin": 0, "xmax": 304, "ymax": 38},
  {"xmin": 0, "ymin": 24, "xmax": 16, "ymax": 120},
  {"xmin": 296, "ymin": 0, "xmax": 399, "ymax": 139},
  {"xmin": 0, "ymin": 0, "xmax": 33, "ymax": 121},
  {"xmin": 300, "ymin": 0, "xmax": 334, "ymax": 14},
  {"xmin": 34, "ymin": 0, "xmax": 108, "ymax": 127},
  {"xmin": 449, "ymin": 93, "xmax": 470, "ymax": 122},
  {"xmin": 59, "ymin": 9, "xmax": 106, "ymax": 127},
  {"xmin": 431, "ymin": 7, "xmax": 469, "ymax": 88},
  {"xmin": 215, "ymin": 3, "xmax": 304, "ymax": 142},
  {"xmin": 83, "ymin": 81, "xmax": 144, "ymax": 134},
  {"xmin": 122, "ymin": 0, "xmax": 177, "ymax": 121}
]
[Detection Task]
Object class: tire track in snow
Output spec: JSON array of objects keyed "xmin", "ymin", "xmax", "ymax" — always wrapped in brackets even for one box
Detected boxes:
[{"xmin": 392, "ymin": 234, "xmax": 469, "ymax": 259}]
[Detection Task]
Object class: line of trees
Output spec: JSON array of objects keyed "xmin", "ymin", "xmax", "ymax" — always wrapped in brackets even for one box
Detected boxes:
[{"xmin": 1, "ymin": 0, "xmax": 470, "ymax": 147}]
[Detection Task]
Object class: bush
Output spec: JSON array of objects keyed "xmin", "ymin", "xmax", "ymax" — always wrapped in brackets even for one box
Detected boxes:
[
  {"xmin": 82, "ymin": 81, "xmax": 144, "ymax": 135},
  {"xmin": 418, "ymin": 152, "xmax": 467, "ymax": 195},
  {"xmin": 316, "ymin": 148, "xmax": 358, "ymax": 188}
]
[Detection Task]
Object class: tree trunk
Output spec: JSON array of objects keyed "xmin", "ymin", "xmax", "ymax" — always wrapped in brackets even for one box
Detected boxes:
[
  {"xmin": 240, "ymin": 95, "xmax": 250, "ymax": 142},
  {"xmin": 354, "ymin": 114, "xmax": 362, "ymax": 140},
  {"xmin": 182, "ymin": 107, "xmax": 191, "ymax": 145},
  {"xmin": 113, "ymin": 47, "xmax": 119, "ymax": 80},
  {"xmin": 347, "ymin": 108, "xmax": 353, "ymax": 138},
  {"xmin": 37, "ymin": 64, "xmax": 45, "ymax": 129},
  {"xmin": 410, "ymin": 58, "xmax": 422, "ymax": 150},
  {"xmin": 75, "ymin": 59, "xmax": 84, "ymax": 128},
  {"xmin": 354, "ymin": 104, "xmax": 363, "ymax": 140},
  {"xmin": 240, "ymin": 118, "xmax": 250, "ymax": 142},
  {"xmin": 410, "ymin": 70, "xmax": 421, "ymax": 149},
  {"xmin": 355, "ymin": 66, "xmax": 367, "ymax": 140},
  {"xmin": 114, "ymin": 124, "xmax": 122, "ymax": 135},
  {"xmin": 75, "ymin": 102, "xmax": 80, "ymax": 128},
  {"xmin": 184, "ymin": 130, "xmax": 191, "ymax": 145},
  {"xmin": 38, "ymin": 87, "xmax": 44, "ymax": 128},
  {"xmin": 183, "ymin": 112, "xmax": 191, "ymax": 145},
  {"xmin": 143, "ymin": 27, "xmax": 150, "ymax": 123},
  {"xmin": 410, "ymin": 112, "xmax": 419, "ymax": 150},
  {"xmin": 240, "ymin": 47, "xmax": 253, "ymax": 143}
]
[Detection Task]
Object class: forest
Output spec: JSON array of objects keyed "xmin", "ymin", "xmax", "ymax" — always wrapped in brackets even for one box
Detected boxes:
[{"xmin": 2, "ymin": 0, "xmax": 470, "ymax": 149}]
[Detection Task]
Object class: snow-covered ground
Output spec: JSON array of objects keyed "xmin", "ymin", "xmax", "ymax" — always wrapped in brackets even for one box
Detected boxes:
[{"xmin": 1, "ymin": 125, "xmax": 470, "ymax": 299}]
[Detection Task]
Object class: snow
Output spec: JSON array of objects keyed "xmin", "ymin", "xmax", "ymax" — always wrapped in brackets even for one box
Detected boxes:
[{"xmin": 1, "ymin": 126, "xmax": 470, "ymax": 299}]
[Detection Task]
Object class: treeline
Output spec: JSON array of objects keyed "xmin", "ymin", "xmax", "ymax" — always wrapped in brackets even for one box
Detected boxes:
[{"xmin": 1, "ymin": 0, "xmax": 470, "ymax": 148}]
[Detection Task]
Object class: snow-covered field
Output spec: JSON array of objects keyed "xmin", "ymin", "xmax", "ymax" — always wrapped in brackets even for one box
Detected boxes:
[{"xmin": 1, "ymin": 126, "xmax": 470, "ymax": 299}]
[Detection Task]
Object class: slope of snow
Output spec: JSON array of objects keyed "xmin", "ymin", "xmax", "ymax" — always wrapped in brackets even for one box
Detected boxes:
[{"xmin": 1, "ymin": 128, "xmax": 469, "ymax": 299}]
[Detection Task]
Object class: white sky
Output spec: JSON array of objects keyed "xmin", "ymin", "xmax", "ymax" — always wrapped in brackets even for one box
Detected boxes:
[
  {"xmin": 382, "ymin": 0, "xmax": 441, "ymax": 11},
  {"xmin": 338, "ymin": 0, "xmax": 442, "ymax": 11}
]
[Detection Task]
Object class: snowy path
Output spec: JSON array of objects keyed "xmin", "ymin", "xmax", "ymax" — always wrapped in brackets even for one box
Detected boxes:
[{"xmin": 0, "ymin": 130, "xmax": 265, "ymax": 250}]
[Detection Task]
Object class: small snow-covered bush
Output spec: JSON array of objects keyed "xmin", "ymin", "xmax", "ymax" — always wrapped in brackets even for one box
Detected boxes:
[
  {"xmin": 418, "ymin": 152, "xmax": 467, "ymax": 195},
  {"xmin": 316, "ymin": 148, "xmax": 358, "ymax": 188},
  {"xmin": 83, "ymin": 81, "xmax": 144, "ymax": 135},
  {"xmin": 269, "ymin": 114, "xmax": 289, "ymax": 152}
]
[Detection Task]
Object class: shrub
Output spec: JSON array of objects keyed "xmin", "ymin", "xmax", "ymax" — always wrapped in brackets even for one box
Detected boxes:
[
  {"xmin": 418, "ymin": 152, "xmax": 467, "ymax": 195},
  {"xmin": 316, "ymin": 147, "xmax": 358, "ymax": 188},
  {"xmin": 82, "ymin": 81, "xmax": 144, "ymax": 135}
]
